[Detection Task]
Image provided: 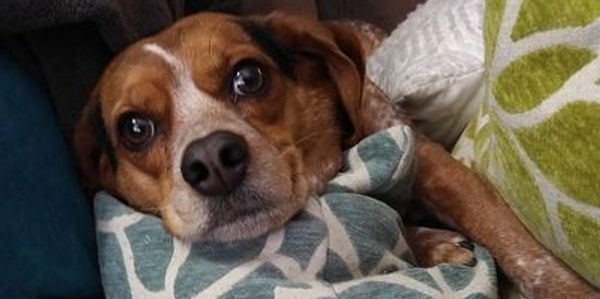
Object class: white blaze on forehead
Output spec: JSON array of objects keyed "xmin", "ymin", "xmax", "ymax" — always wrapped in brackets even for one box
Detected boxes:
[
  {"xmin": 143, "ymin": 43, "xmax": 181, "ymax": 67},
  {"xmin": 142, "ymin": 43, "xmax": 221, "ymax": 123},
  {"xmin": 142, "ymin": 42, "xmax": 239, "ymax": 236}
]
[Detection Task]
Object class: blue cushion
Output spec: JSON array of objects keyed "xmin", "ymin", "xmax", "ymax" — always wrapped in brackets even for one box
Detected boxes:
[{"xmin": 0, "ymin": 40, "xmax": 102, "ymax": 298}]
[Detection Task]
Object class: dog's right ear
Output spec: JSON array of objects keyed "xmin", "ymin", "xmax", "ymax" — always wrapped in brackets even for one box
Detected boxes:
[{"xmin": 72, "ymin": 93, "xmax": 116, "ymax": 194}]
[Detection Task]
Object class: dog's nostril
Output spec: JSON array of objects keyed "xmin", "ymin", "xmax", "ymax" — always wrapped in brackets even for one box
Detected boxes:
[
  {"xmin": 220, "ymin": 143, "xmax": 247, "ymax": 168},
  {"xmin": 186, "ymin": 161, "xmax": 209, "ymax": 184}
]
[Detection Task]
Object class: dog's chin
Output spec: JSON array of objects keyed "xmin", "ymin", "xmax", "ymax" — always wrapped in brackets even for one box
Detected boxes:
[
  {"xmin": 201, "ymin": 207, "xmax": 291, "ymax": 242},
  {"xmin": 169, "ymin": 197, "xmax": 303, "ymax": 243},
  {"xmin": 165, "ymin": 175, "xmax": 309, "ymax": 242}
]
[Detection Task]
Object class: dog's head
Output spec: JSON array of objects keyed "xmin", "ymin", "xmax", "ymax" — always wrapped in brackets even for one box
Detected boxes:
[{"xmin": 74, "ymin": 13, "xmax": 399, "ymax": 241}]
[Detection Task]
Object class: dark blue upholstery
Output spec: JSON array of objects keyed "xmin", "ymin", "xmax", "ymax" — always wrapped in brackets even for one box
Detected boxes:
[{"xmin": 0, "ymin": 40, "xmax": 102, "ymax": 298}]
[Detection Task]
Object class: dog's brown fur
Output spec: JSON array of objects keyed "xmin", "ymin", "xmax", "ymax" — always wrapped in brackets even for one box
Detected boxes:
[{"xmin": 73, "ymin": 13, "xmax": 599, "ymax": 299}]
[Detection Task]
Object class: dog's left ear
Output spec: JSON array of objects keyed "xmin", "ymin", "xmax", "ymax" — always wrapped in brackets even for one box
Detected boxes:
[
  {"xmin": 323, "ymin": 21, "xmax": 370, "ymax": 146},
  {"xmin": 252, "ymin": 14, "xmax": 404, "ymax": 146},
  {"xmin": 325, "ymin": 21, "xmax": 401, "ymax": 145},
  {"xmin": 251, "ymin": 14, "xmax": 383, "ymax": 146}
]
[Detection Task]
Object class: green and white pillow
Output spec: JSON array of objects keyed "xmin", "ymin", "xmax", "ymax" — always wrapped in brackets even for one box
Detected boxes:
[{"xmin": 453, "ymin": 0, "xmax": 600, "ymax": 287}]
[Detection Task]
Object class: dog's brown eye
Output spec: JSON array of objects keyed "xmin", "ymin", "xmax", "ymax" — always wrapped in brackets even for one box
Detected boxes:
[
  {"xmin": 118, "ymin": 112, "xmax": 156, "ymax": 150},
  {"xmin": 232, "ymin": 62, "xmax": 265, "ymax": 98}
]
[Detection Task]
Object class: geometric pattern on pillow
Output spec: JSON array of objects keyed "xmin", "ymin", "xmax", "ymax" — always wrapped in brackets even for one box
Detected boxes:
[
  {"xmin": 95, "ymin": 125, "xmax": 499, "ymax": 299},
  {"xmin": 453, "ymin": 0, "xmax": 600, "ymax": 287}
]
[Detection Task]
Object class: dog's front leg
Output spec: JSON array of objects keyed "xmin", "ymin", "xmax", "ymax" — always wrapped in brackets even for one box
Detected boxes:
[{"xmin": 413, "ymin": 136, "xmax": 599, "ymax": 299}]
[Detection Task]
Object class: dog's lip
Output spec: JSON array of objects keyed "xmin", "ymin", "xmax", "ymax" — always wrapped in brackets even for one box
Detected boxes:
[
  {"xmin": 226, "ymin": 204, "xmax": 270, "ymax": 222},
  {"xmin": 208, "ymin": 201, "xmax": 274, "ymax": 228}
]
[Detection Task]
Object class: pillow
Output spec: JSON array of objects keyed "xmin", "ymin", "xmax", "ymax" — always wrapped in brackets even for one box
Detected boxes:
[
  {"xmin": 0, "ymin": 40, "xmax": 102, "ymax": 298},
  {"xmin": 453, "ymin": 0, "xmax": 600, "ymax": 287},
  {"xmin": 95, "ymin": 125, "xmax": 498, "ymax": 299},
  {"xmin": 367, "ymin": 0, "xmax": 485, "ymax": 148}
]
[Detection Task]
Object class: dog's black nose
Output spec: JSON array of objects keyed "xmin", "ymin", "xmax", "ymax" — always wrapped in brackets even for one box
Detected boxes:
[{"xmin": 181, "ymin": 131, "xmax": 249, "ymax": 196}]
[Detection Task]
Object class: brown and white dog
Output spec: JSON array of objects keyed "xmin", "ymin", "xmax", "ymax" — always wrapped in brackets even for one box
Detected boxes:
[{"xmin": 73, "ymin": 13, "xmax": 599, "ymax": 299}]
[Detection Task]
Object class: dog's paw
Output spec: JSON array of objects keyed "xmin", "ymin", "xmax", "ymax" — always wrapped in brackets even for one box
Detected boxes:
[{"xmin": 405, "ymin": 227, "xmax": 477, "ymax": 268}]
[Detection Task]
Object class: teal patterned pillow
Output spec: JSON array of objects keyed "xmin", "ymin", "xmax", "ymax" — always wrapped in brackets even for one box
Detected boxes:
[{"xmin": 96, "ymin": 125, "xmax": 498, "ymax": 299}]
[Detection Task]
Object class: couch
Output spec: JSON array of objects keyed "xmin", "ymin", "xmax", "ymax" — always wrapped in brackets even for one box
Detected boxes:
[{"xmin": 2, "ymin": 0, "xmax": 598, "ymax": 298}]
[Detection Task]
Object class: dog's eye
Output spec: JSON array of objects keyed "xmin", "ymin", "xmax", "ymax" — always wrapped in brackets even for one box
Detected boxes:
[
  {"xmin": 231, "ymin": 61, "xmax": 265, "ymax": 98},
  {"xmin": 118, "ymin": 112, "xmax": 156, "ymax": 150}
]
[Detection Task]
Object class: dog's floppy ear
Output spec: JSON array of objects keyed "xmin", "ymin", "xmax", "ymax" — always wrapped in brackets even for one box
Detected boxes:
[
  {"xmin": 246, "ymin": 13, "xmax": 370, "ymax": 146},
  {"xmin": 321, "ymin": 21, "xmax": 406, "ymax": 143},
  {"xmin": 72, "ymin": 92, "xmax": 116, "ymax": 194}
]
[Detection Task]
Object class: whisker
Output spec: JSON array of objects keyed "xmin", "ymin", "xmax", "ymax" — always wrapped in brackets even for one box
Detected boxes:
[{"xmin": 273, "ymin": 127, "xmax": 340, "ymax": 160}]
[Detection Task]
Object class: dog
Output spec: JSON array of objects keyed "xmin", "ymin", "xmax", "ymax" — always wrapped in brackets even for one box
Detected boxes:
[{"xmin": 73, "ymin": 12, "xmax": 599, "ymax": 299}]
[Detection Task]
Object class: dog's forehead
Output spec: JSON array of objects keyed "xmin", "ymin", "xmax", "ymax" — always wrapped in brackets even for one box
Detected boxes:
[
  {"xmin": 138, "ymin": 13, "xmax": 252, "ymax": 64},
  {"xmin": 98, "ymin": 14, "xmax": 255, "ymax": 112},
  {"xmin": 120, "ymin": 15, "xmax": 250, "ymax": 75}
]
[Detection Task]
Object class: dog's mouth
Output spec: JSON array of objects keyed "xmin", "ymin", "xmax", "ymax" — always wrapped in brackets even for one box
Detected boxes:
[
  {"xmin": 169, "ymin": 179, "xmax": 299, "ymax": 242},
  {"xmin": 206, "ymin": 195, "xmax": 276, "ymax": 229}
]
